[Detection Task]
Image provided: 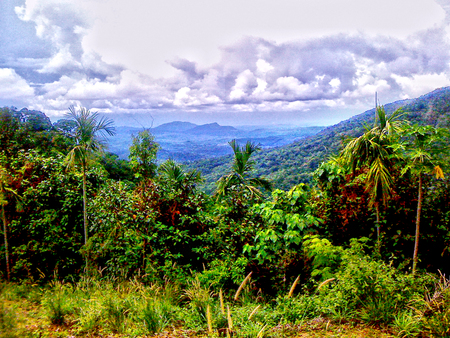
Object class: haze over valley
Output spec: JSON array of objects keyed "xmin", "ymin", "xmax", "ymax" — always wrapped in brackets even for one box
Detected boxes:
[{"xmin": 108, "ymin": 122, "xmax": 324, "ymax": 162}]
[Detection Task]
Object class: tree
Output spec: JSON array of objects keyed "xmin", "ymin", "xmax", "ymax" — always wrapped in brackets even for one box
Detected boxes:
[
  {"xmin": 129, "ymin": 129, "xmax": 159, "ymax": 179},
  {"xmin": 158, "ymin": 159, "xmax": 203, "ymax": 192},
  {"xmin": 0, "ymin": 165, "xmax": 22, "ymax": 281},
  {"xmin": 339, "ymin": 106, "xmax": 404, "ymax": 244},
  {"xmin": 65, "ymin": 106, "xmax": 115, "ymax": 245},
  {"xmin": 0, "ymin": 108, "xmax": 20, "ymax": 155},
  {"xmin": 400, "ymin": 124, "xmax": 449, "ymax": 274},
  {"xmin": 157, "ymin": 159, "xmax": 204, "ymax": 226},
  {"xmin": 53, "ymin": 119, "xmax": 78, "ymax": 136},
  {"xmin": 216, "ymin": 140, "xmax": 272, "ymax": 202}
]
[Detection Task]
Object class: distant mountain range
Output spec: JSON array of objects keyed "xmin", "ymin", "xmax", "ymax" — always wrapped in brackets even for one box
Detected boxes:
[
  {"xmin": 107, "ymin": 121, "xmax": 324, "ymax": 162},
  {"xmin": 188, "ymin": 87, "xmax": 450, "ymax": 192},
  {"xmin": 152, "ymin": 121, "xmax": 198, "ymax": 133},
  {"xmin": 185, "ymin": 122, "xmax": 238, "ymax": 135},
  {"xmin": 5, "ymin": 86, "xmax": 449, "ymax": 193}
]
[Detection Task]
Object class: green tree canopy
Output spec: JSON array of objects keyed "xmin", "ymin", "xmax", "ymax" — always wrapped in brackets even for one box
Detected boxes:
[
  {"xmin": 339, "ymin": 106, "xmax": 404, "ymax": 242},
  {"xmin": 65, "ymin": 106, "xmax": 115, "ymax": 245},
  {"xmin": 400, "ymin": 123, "xmax": 449, "ymax": 273},
  {"xmin": 216, "ymin": 140, "xmax": 272, "ymax": 202},
  {"xmin": 128, "ymin": 129, "xmax": 159, "ymax": 179}
]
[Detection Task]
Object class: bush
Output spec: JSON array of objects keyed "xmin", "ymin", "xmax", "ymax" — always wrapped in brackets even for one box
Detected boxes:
[
  {"xmin": 141, "ymin": 299, "xmax": 174, "ymax": 334},
  {"xmin": 303, "ymin": 236, "xmax": 434, "ymax": 325},
  {"xmin": 412, "ymin": 273, "xmax": 450, "ymax": 337},
  {"xmin": 41, "ymin": 281, "xmax": 78, "ymax": 326}
]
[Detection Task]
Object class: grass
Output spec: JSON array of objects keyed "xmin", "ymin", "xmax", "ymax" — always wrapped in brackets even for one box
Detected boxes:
[{"xmin": 0, "ymin": 273, "xmax": 446, "ymax": 338}]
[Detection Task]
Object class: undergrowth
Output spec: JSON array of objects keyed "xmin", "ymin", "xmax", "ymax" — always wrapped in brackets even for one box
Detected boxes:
[{"xmin": 0, "ymin": 239, "xmax": 448, "ymax": 337}]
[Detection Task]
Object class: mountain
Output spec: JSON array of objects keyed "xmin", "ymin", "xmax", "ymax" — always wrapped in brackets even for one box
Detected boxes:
[
  {"xmin": 151, "ymin": 121, "xmax": 238, "ymax": 135},
  {"xmin": 108, "ymin": 120, "xmax": 323, "ymax": 162},
  {"xmin": 189, "ymin": 87, "xmax": 450, "ymax": 193},
  {"xmin": 185, "ymin": 122, "xmax": 238, "ymax": 135},
  {"xmin": 2, "ymin": 107, "xmax": 53, "ymax": 131},
  {"xmin": 153, "ymin": 121, "xmax": 198, "ymax": 133}
]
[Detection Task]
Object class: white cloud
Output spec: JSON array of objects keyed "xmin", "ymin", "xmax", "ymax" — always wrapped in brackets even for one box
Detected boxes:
[
  {"xmin": 38, "ymin": 45, "xmax": 81, "ymax": 73},
  {"xmin": 256, "ymin": 59, "xmax": 274, "ymax": 75},
  {"xmin": 0, "ymin": 69, "xmax": 35, "ymax": 99},
  {"xmin": 81, "ymin": 0, "xmax": 446, "ymax": 78},
  {"xmin": 329, "ymin": 78, "xmax": 341, "ymax": 90},
  {"xmin": 275, "ymin": 77, "xmax": 315, "ymax": 97},
  {"xmin": 3, "ymin": 0, "xmax": 450, "ymax": 125},
  {"xmin": 229, "ymin": 70, "xmax": 258, "ymax": 101},
  {"xmin": 252, "ymin": 78, "xmax": 268, "ymax": 97},
  {"xmin": 392, "ymin": 73, "xmax": 450, "ymax": 98},
  {"xmin": 174, "ymin": 87, "xmax": 221, "ymax": 107}
]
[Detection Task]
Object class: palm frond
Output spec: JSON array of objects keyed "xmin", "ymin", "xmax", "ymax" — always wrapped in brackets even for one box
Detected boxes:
[
  {"xmin": 65, "ymin": 105, "xmax": 115, "ymax": 171},
  {"xmin": 216, "ymin": 140, "xmax": 271, "ymax": 200},
  {"xmin": 339, "ymin": 105, "xmax": 405, "ymax": 207},
  {"xmin": 365, "ymin": 157, "xmax": 394, "ymax": 206}
]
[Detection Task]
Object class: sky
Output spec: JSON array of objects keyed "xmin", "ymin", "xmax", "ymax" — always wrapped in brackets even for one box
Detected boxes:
[{"xmin": 1, "ymin": 0, "xmax": 450, "ymax": 127}]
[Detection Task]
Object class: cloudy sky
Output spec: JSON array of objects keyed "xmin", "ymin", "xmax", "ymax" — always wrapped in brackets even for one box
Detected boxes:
[{"xmin": 1, "ymin": 0, "xmax": 450, "ymax": 126}]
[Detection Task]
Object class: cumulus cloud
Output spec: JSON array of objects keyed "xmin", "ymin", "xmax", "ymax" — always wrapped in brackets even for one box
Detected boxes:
[
  {"xmin": 0, "ymin": 68, "xmax": 35, "ymax": 99},
  {"xmin": 11, "ymin": 0, "xmax": 123, "ymax": 81},
  {"xmin": 392, "ymin": 73, "xmax": 450, "ymax": 98},
  {"xmin": 3, "ymin": 0, "xmax": 450, "ymax": 124}
]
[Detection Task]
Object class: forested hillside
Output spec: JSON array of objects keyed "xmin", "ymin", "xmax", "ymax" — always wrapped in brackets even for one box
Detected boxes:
[
  {"xmin": 192, "ymin": 87, "xmax": 450, "ymax": 192},
  {"xmin": 1, "ymin": 89, "xmax": 450, "ymax": 337}
]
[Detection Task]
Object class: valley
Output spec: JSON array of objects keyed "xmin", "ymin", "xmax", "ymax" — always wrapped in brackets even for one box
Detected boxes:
[{"xmin": 108, "ymin": 122, "xmax": 324, "ymax": 162}]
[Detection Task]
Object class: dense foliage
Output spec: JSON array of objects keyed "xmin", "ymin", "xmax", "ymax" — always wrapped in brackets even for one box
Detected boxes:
[
  {"xmin": 0, "ymin": 89, "xmax": 450, "ymax": 336},
  {"xmin": 190, "ymin": 87, "xmax": 450, "ymax": 192}
]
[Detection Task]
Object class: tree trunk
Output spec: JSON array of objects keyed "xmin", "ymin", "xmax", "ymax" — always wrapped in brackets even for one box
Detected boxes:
[
  {"xmin": 83, "ymin": 166, "xmax": 88, "ymax": 245},
  {"xmin": 375, "ymin": 204, "xmax": 380, "ymax": 242},
  {"xmin": 82, "ymin": 165, "xmax": 91, "ymax": 274},
  {"xmin": 375, "ymin": 203, "xmax": 381, "ymax": 254},
  {"xmin": 2, "ymin": 205, "xmax": 10, "ymax": 281},
  {"xmin": 412, "ymin": 173, "xmax": 423, "ymax": 275}
]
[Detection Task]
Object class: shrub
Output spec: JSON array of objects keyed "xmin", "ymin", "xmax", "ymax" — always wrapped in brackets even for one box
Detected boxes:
[
  {"xmin": 304, "ymin": 236, "xmax": 434, "ymax": 325},
  {"xmin": 41, "ymin": 282, "xmax": 74, "ymax": 326},
  {"xmin": 412, "ymin": 273, "xmax": 450, "ymax": 337},
  {"xmin": 141, "ymin": 299, "xmax": 174, "ymax": 334}
]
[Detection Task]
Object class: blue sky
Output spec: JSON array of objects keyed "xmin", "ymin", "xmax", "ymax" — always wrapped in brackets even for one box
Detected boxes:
[{"xmin": 1, "ymin": 0, "xmax": 450, "ymax": 126}]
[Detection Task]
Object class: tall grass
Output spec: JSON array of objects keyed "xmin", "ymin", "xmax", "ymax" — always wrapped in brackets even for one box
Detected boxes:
[
  {"xmin": 0, "ymin": 265, "xmax": 446, "ymax": 337},
  {"xmin": 0, "ymin": 303, "xmax": 17, "ymax": 338}
]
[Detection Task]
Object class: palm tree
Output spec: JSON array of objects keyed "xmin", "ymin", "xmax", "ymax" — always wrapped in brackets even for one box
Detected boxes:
[
  {"xmin": 159, "ymin": 159, "xmax": 203, "ymax": 192},
  {"xmin": 65, "ymin": 106, "xmax": 115, "ymax": 245},
  {"xmin": 401, "ymin": 124, "xmax": 449, "ymax": 274},
  {"xmin": 0, "ymin": 165, "xmax": 22, "ymax": 281},
  {"xmin": 339, "ymin": 106, "xmax": 404, "ymax": 243},
  {"xmin": 216, "ymin": 140, "xmax": 271, "ymax": 201}
]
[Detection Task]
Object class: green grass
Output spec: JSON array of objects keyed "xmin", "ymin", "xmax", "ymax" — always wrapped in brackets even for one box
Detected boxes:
[{"xmin": 0, "ymin": 273, "xmax": 447, "ymax": 338}]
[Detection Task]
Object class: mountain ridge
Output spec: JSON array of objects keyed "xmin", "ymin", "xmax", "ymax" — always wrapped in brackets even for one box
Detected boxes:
[
  {"xmin": 188, "ymin": 87, "xmax": 450, "ymax": 192},
  {"xmin": 185, "ymin": 122, "xmax": 238, "ymax": 135},
  {"xmin": 152, "ymin": 121, "xmax": 198, "ymax": 133}
]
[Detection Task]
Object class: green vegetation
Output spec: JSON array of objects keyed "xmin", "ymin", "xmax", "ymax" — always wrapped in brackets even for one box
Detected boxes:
[
  {"xmin": 339, "ymin": 106, "xmax": 404, "ymax": 244},
  {"xmin": 216, "ymin": 140, "xmax": 272, "ymax": 201},
  {"xmin": 129, "ymin": 129, "xmax": 159, "ymax": 179},
  {"xmin": 190, "ymin": 87, "xmax": 450, "ymax": 192},
  {"xmin": 65, "ymin": 105, "xmax": 116, "ymax": 245},
  {"xmin": 0, "ymin": 88, "xmax": 450, "ymax": 337}
]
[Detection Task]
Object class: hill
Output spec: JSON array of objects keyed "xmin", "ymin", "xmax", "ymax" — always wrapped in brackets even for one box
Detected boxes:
[
  {"xmin": 108, "ymin": 123, "xmax": 323, "ymax": 162},
  {"xmin": 153, "ymin": 121, "xmax": 198, "ymax": 133},
  {"xmin": 190, "ymin": 87, "xmax": 450, "ymax": 192},
  {"xmin": 185, "ymin": 122, "xmax": 238, "ymax": 135}
]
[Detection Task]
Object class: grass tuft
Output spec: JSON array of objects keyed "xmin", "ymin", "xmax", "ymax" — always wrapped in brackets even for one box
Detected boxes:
[{"xmin": 234, "ymin": 272, "xmax": 252, "ymax": 302}]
